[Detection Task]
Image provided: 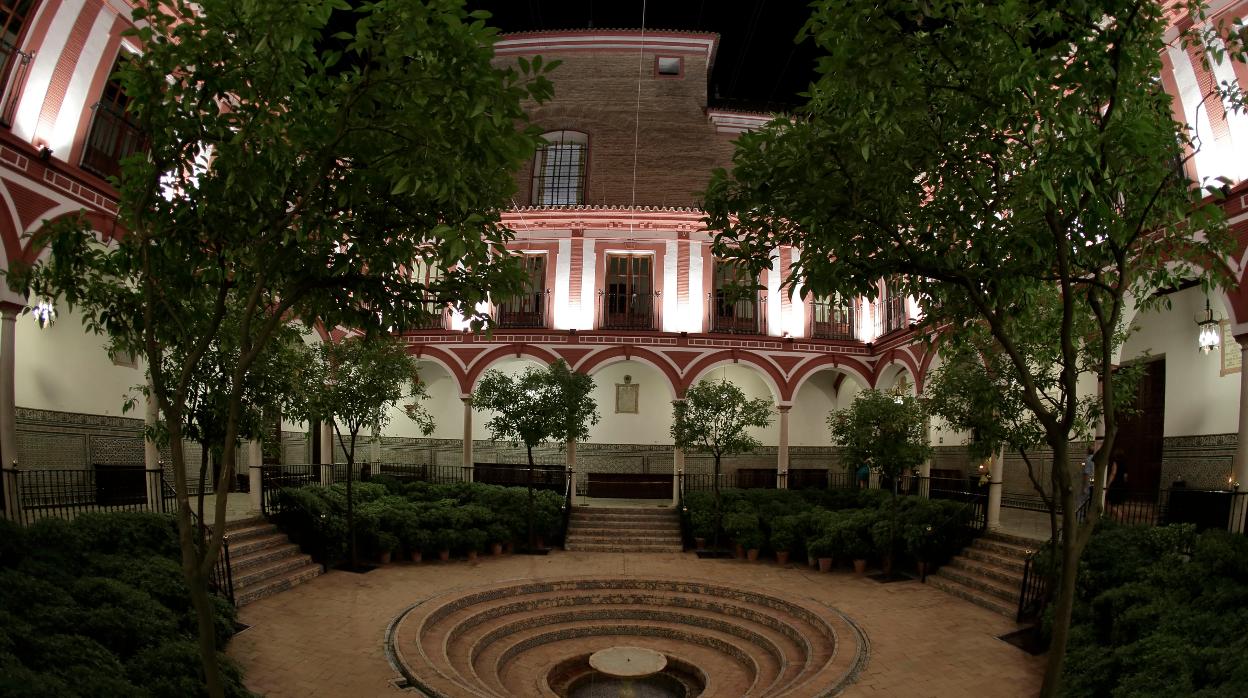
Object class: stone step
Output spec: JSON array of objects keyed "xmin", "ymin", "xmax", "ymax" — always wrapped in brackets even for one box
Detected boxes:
[
  {"xmin": 229, "ymin": 542, "xmax": 302, "ymax": 573},
  {"xmin": 564, "ymin": 542, "xmax": 683, "ymax": 553},
  {"xmin": 221, "ymin": 522, "xmax": 279, "ymax": 544},
  {"xmin": 569, "ymin": 524, "xmax": 680, "ymax": 535},
  {"xmin": 926, "ymin": 573, "xmax": 1017, "ymax": 618},
  {"xmin": 224, "ymin": 516, "xmax": 267, "ymax": 531},
  {"xmin": 229, "ymin": 532, "xmax": 291, "ymax": 557},
  {"xmin": 566, "ymin": 536, "xmax": 683, "ymax": 549},
  {"xmin": 571, "ymin": 506, "xmax": 676, "ymax": 515},
  {"xmin": 569, "ymin": 513, "xmax": 679, "ymax": 524},
  {"xmin": 945, "ymin": 556, "xmax": 1025, "ymax": 587},
  {"xmin": 963, "ymin": 547, "xmax": 1028, "ymax": 574},
  {"xmin": 234, "ymin": 562, "xmax": 322, "ymax": 606},
  {"xmin": 972, "ymin": 537, "xmax": 1036, "ymax": 560},
  {"xmin": 933, "ymin": 565, "xmax": 1020, "ymax": 604},
  {"xmin": 232, "ymin": 552, "xmax": 318, "ymax": 589},
  {"xmin": 983, "ymin": 529, "xmax": 1048, "ymax": 548}
]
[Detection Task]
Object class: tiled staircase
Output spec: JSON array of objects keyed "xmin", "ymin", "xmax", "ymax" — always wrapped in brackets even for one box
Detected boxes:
[
  {"xmin": 223, "ymin": 517, "xmax": 322, "ymax": 606},
  {"xmin": 926, "ymin": 530, "xmax": 1040, "ymax": 618},
  {"xmin": 564, "ymin": 506, "xmax": 683, "ymax": 553}
]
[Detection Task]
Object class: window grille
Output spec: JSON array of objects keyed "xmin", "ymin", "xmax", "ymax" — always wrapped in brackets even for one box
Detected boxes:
[{"xmin": 532, "ymin": 131, "xmax": 587, "ymax": 205}]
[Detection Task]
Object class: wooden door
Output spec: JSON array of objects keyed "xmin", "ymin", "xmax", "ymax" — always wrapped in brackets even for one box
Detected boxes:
[{"xmin": 1114, "ymin": 359, "xmax": 1166, "ymax": 496}]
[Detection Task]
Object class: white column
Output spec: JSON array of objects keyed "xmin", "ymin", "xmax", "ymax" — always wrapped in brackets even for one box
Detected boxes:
[
  {"xmin": 462, "ymin": 397, "xmax": 474, "ymax": 482},
  {"xmin": 1, "ymin": 306, "xmax": 19, "ymax": 520},
  {"xmin": 247, "ymin": 439, "xmax": 263, "ymax": 513},
  {"xmin": 144, "ymin": 380, "xmax": 163, "ymax": 511},
  {"xmin": 776, "ymin": 405, "xmax": 790, "ymax": 489},
  {"xmin": 673, "ymin": 448, "xmax": 684, "ymax": 504},
  {"xmin": 370, "ymin": 426, "xmax": 382, "ymax": 465},
  {"xmin": 987, "ymin": 447, "xmax": 1005, "ymax": 529},
  {"xmin": 919, "ymin": 417, "xmax": 932, "ymax": 498},
  {"xmin": 1231, "ymin": 339, "xmax": 1248, "ymax": 532},
  {"xmin": 319, "ymin": 422, "xmax": 334, "ymax": 485},
  {"xmin": 567, "ymin": 436, "xmax": 577, "ymax": 505}
]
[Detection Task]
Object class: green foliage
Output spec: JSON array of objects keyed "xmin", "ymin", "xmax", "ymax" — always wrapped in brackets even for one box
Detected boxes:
[
  {"xmin": 828, "ymin": 389, "xmax": 930, "ymax": 482},
  {"xmin": 274, "ymin": 480, "xmax": 566, "ymax": 563},
  {"xmin": 1061, "ymin": 523, "xmax": 1248, "ymax": 697},
  {"xmin": 472, "ymin": 359, "xmax": 599, "ymax": 453},
  {"xmin": 768, "ymin": 515, "xmax": 801, "ymax": 552},
  {"xmin": 671, "ymin": 379, "xmax": 773, "ymax": 461},
  {"xmin": 0, "ymin": 513, "xmax": 245, "ymax": 697},
  {"xmin": 722, "ymin": 510, "xmax": 763, "ymax": 550},
  {"xmin": 287, "ymin": 336, "xmax": 433, "ymax": 463}
]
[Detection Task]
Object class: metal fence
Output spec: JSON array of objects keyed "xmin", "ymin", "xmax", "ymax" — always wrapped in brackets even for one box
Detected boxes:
[{"xmin": 3, "ymin": 464, "xmax": 168, "ymax": 525}]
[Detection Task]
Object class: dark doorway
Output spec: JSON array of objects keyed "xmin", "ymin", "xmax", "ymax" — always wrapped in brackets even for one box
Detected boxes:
[{"xmin": 1114, "ymin": 358, "xmax": 1165, "ymax": 496}]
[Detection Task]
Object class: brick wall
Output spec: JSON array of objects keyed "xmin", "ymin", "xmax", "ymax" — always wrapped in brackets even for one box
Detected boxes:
[{"xmin": 498, "ymin": 50, "xmax": 738, "ymax": 208}]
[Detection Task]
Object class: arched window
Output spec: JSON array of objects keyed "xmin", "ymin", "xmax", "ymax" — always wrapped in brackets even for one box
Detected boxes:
[{"xmin": 531, "ymin": 130, "xmax": 587, "ymax": 205}]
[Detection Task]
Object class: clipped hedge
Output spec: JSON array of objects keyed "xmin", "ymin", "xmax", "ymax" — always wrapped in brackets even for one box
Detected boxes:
[
  {"xmin": 275, "ymin": 479, "xmax": 566, "ymax": 565},
  {"xmin": 682, "ymin": 486, "xmax": 974, "ymax": 568},
  {"xmin": 1060, "ymin": 523, "xmax": 1248, "ymax": 697},
  {"xmin": 0, "ymin": 513, "xmax": 248, "ymax": 697}
]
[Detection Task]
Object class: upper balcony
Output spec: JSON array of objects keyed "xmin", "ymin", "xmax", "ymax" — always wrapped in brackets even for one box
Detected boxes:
[{"xmin": 80, "ymin": 101, "xmax": 143, "ymax": 181}]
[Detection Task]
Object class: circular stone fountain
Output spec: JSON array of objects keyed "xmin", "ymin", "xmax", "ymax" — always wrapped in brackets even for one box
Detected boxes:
[{"xmin": 386, "ymin": 576, "xmax": 869, "ymax": 697}]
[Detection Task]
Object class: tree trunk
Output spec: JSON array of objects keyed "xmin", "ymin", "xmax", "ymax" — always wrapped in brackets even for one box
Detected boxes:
[
  {"xmin": 712, "ymin": 453, "xmax": 722, "ymax": 550},
  {"xmin": 1039, "ymin": 483, "xmax": 1081, "ymax": 697},
  {"xmin": 343, "ymin": 428, "xmax": 358, "ymax": 571},
  {"xmin": 527, "ymin": 444, "xmax": 536, "ymax": 551},
  {"xmin": 168, "ymin": 420, "xmax": 225, "ymax": 697}
]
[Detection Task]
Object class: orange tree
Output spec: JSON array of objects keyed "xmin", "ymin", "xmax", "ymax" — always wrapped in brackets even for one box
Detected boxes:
[
  {"xmin": 704, "ymin": 1, "xmax": 1245, "ymax": 693},
  {"xmin": 8, "ymin": 0, "xmax": 556, "ymax": 693}
]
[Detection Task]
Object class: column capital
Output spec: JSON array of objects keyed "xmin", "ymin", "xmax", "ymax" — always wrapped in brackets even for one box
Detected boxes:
[{"xmin": 776, "ymin": 404, "xmax": 792, "ymax": 413}]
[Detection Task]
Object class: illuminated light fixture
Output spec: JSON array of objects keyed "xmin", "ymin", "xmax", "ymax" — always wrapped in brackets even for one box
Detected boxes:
[
  {"xmin": 31, "ymin": 299, "xmax": 56, "ymax": 329},
  {"xmin": 1196, "ymin": 298, "xmax": 1220, "ymax": 354}
]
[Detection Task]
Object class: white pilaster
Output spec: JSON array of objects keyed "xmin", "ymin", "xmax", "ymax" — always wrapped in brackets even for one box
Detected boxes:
[
  {"xmin": 247, "ymin": 439, "xmax": 262, "ymax": 513},
  {"xmin": 1, "ymin": 306, "xmax": 19, "ymax": 520},
  {"xmin": 776, "ymin": 405, "xmax": 790, "ymax": 489},
  {"xmin": 462, "ymin": 397, "xmax": 474, "ymax": 482},
  {"xmin": 987, "ymin": 448, "xmax": 1005, "ymax": 530}
]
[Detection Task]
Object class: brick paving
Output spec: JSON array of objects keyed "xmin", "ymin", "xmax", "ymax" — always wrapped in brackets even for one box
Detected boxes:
[{"xmin": 227, "ymin": 551, "xmax": 1044, "ymax": 697}]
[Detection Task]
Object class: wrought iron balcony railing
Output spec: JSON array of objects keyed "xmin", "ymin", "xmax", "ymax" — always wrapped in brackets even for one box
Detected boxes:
[
  {"xmin": 599, "ymin": 290, "xmax": 659, "ymax": 330},
  {"xmin": 81, "ymin": 101, "xmax": 144, "ymax": 181},
  {"xmin": 709, "ymin": 291, "xmax": 766, "ymax": 335},
  {"xmin": 810, "ymin": 298, "xmax": 855, "ymax": 340},
  {"xmin": 495, "ymin": 289, "xmax": 548, "ymax": 329},
  {"xmin": 0, "ymin": 44, "xmax": 33, "ymax": 127}
]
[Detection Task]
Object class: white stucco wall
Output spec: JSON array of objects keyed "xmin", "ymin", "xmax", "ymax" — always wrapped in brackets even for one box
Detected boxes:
[
  {"xmin": 1119, "ymin": 285, "xmax": 1238, "ymax": 436},
  {"xmin": 790, "ymin": 370, "xmax": 865, "ymax": 446},
  {"xmin": 584, "ymin": 361, "xmax": 676, "ymax": 445},
  {"xmin": 15, "ymin": 302, "xmax": 141, "ymax": 416}
]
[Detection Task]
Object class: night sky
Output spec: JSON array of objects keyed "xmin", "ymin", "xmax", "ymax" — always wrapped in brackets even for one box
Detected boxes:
[{"xmin": 467, "ymin": 1, "xmax": 822, "ymax": 111}]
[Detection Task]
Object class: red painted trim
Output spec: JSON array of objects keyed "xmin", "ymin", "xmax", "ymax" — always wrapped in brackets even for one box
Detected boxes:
[
  {"xmin": 36, "ymin": 0, "xmax": 100, "ymax": 145},
  {"xmin": 787, "ymin": 354, "xmax": 875, "ymax": 398},
  {"xmin": 463, "ymin": 343, "xmax": 561, "ymax": 389},
  {"xmin": 20, "ymin": 206, "xmax": 117, "ymax": 264},
  {"xmin": 681, "ymin": 349, "xmax": 790, "ymax": 401},
  {"xmin": 67, "ymin": 13, "xmax": 127, "ymax": 169},
  {"xmin": 402, "ymin": 343, "xmax": 469, "ymax": 395},
  {"xmin": 572, "ymin": 345, "xmax": 680, "ymax": 397},
  {"xmin": 871, "ymin": 350, "xmax": 921, "ymax": 391},
  {"xmin": 0, "ymin": 188, "xmax": 21, "ymax": 268}
]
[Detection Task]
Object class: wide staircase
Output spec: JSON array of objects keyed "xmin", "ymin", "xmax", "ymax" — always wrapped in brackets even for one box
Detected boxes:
[
  {"xmin": 222, "ymin": 517, "xmax": 322, "ymax": 606},
  {"xmin": 926, "ymin": 530, "xmax": 1038, "ymax": 618},
  {"xmin": 564, "ymin": 505, "xmax": 683, "ymax": 553}
]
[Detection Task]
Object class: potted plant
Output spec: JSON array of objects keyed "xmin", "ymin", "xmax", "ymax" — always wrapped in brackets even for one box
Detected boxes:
[
  {"xmin": 376, "ymin": 532, "xmax": 399, "ymax": 565},
  {"xmin": 723, "ymin": 510, "xmax": 760, "ymax": 561},
  {"xmin": 464, "ymin": 528, "xmax": 487, "ymax": 562},
  {"xmin": 808, "ymin": 533, "xmax": 836, "ymax": 573},
  {"xmin": 903, "ymin": 523, "xmax": 938, "ymax": 579},
  {"xmin": 691, "ymin": 507, "xmax": 715, "ymax": 550},
  {"xmin": 487, "ymin": 523, "xmax": 510, "ymax": 555},
  {"xmin": 769, "ymin": 516, "xmax": 799, "ymax": 565},
  {"xmin": 434, "ymin": 528, "xmax": 458, "ymax": 562},
  {"xmin": 836, "ymin": 512, "xmax": 875, "ymax": 574}
]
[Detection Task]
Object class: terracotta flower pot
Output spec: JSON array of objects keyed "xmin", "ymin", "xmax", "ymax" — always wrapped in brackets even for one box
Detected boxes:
[
  {"xmin": 467, "ymin": 550, "xmax": 478, "ymax": 562},
  {"xmin": 853, "ymin": 559, "xmax": 867, "ymax": 575},
  {"xmin": 775, "ymin": 551, "xmax": 790, "ymax": 565},
  {"xmin": 378, "ymin": 550, "xmax": 392, "ymax": 565},
  {"xmin": 734, "ymin": 544, "xmax": 745, "ymax": 559},
  {"xmin": 409, "ymin": 550, "xmax": 422, "ymax": 563},
  {"xmin": 491, "ymin": 543, "xmax": 503, "ymax": 556},
  {"xmin": 747, "ymin": 548, "xmax": 760, "ymax": 562},
  {"xmin": 818, "ymin": 557, "xmax": 834, "ymax": 573},
  {"xmin": 695, "ymin": 537, "xmax": 707, "ymax": 550},
  {"xmin": 806, "ymin": 555, "xmax": 818, "ymax": 569},
  {"xmin": 438, "ymin": 549, "xmax": 451, "ymax": 562}
]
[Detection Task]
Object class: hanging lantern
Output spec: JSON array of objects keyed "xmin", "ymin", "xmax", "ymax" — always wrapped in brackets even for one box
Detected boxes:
[
  {"xmin": 1196, "ymin": 298, "xmax": 1220, "ymax": 354},
  {"xmin": 31, "ymin": 300, "xmax": 56, "ymax": 329}
]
